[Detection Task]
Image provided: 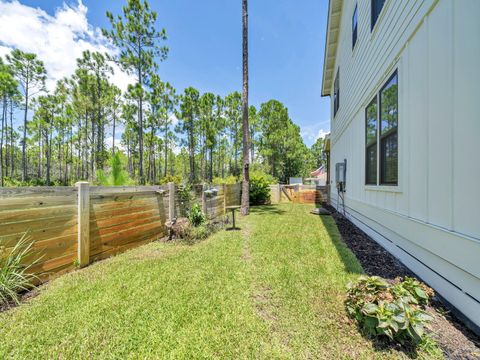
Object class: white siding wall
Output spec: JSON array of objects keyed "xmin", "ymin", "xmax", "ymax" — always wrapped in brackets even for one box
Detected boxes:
[{"xmin": 329, "ymin": 0, "xmax": 480, "ymax": 328}]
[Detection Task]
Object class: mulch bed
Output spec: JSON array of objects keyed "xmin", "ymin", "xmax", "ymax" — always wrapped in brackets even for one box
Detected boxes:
[
  {"xmin": 323, "ymin": 204, "xmax": 480, "ymax": 360},
  {"xmin": 0, "ymin": 287, "xmax": 40, "ymax": 313}
]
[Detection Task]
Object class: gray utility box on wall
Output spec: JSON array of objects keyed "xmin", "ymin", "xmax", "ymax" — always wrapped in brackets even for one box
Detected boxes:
[{"xmin": 335, "ymin": 159, "xmax": 347, "ymax": 191}]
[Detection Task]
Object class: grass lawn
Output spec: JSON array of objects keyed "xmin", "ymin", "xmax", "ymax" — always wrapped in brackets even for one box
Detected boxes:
[{"xmin": 0, "ymin": 204, "xmax": 430, "ymax": 358}]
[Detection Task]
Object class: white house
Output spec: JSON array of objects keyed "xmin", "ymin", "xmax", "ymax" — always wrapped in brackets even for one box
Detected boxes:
[{"xmin": 322, "ymin": 0, "xmax": 480, "ymax": 331}]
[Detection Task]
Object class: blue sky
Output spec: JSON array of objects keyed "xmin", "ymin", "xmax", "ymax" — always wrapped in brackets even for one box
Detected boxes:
[{"xmin": 0, "ymin": 0, "xmax": 331, "ymax": 146}]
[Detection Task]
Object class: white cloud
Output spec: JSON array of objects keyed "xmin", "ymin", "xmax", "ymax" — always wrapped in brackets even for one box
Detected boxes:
[
  {"xmin": 0, "ymin": 0, "xmax": 134, "ymax": 91},
  {"xmin": 300, "ymin": 122, "xmax": 330, "ymax": 147},
  {"xmin": 316, "ymin": 128, "xmax": 328, "ymax": 140}
]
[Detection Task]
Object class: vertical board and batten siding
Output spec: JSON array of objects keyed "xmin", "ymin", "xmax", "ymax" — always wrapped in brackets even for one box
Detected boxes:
[
  {"xmin": 0, "ymin": 187, "xmax": 79, "ymax": 278},
  {"xmin": 328, "ymin": 0, "xmax": 480, "ymax": 328}
]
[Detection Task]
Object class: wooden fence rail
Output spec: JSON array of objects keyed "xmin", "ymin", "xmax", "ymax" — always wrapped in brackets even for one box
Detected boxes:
[
  {"xmin": 269, "ymin": 184, "xmax": 327, "ymax": 205},
  {"xmin": 0, "ymin": 183, "xmax": 241, "ymax": 282}
]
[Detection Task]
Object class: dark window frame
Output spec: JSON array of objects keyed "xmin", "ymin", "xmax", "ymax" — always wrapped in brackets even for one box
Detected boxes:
[
  {"xmin": 334, "ymin": 69, "xmax": 340, "ymax": 117},
  {"xmin": 365, "ymin": 96, "xmax": 378, "ymax": 185},
  {"xmin": 365, "ymin": 69, "xmax": 398, "ymax": 186},
  {"xmin": 352, "ymin": 4, "xmax": 358, "ymax": 49},
  {"xmin": 379, "ymin": 70, "xmax": 398, "ymax": 185},
  {"xmin": 371, "ymin": 0, "xmax": 386, "ymax": 31}
]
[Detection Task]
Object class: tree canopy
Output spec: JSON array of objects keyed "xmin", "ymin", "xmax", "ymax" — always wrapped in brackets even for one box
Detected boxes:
[{"xmin": 0, "ymin": 0, "xmax": 321, "ymax": 187}]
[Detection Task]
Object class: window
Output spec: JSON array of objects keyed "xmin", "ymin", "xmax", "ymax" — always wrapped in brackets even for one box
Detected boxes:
[
  {"xmin": 365, "ymin": 97, "xmax": 377, "ymax": 185},
  {"xmin": 365, "ymin": 70, "xmax": 398, "ymax": 186},
  {"xmin": 352, "ymin": 4, "xmax": 358, "ymax": 49},
  {"xmin": 379, "ymin": 71, "xmax": 398, "ymax": 184},
  {"xmin": 334, "ymin": 70, "xmax": 340, "ymax": 116},
  {"xmin": 371, "ymin": 0, "xmax": 386, "ymax": 30}
]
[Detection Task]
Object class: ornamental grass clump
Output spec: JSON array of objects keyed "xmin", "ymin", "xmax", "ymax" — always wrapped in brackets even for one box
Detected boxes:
[
  {"xmin": 346, "ymin": 276, "xmax": 435, "ymax": 346},
  {"xmin": 0, "ymin": 233, "xmax": 38, "ymax": 305}
]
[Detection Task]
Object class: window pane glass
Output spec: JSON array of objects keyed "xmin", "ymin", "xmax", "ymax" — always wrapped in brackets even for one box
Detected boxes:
[
  {"xmin": 372, "ymin": 0, "xmax": 386, "ymax": 29},
  {"xmin": 352, "ymin": 5, "xmax": 358, "ymax": 48},
  {"xmin": 366, "ymin": 98, "xmax": 377, "ymax": 146},
  {"xmin": 380, "ymin": 73, "xmax": 398, "ymax": 134},
  {"xmin": 381, "ymin": 132, "xmax": 398, "ymax": 184},
  {"xmin": 334, "ymin": 70, "xmax": 340, "ymax": 115},
  {"xmin": 366, "ymin": 144, "xmax": 377, "ymax": 184}
]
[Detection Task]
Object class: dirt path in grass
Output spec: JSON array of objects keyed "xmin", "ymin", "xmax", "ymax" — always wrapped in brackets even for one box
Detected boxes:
[{"xmin": 240, "ymin": 220, "xmax": 291, "ymax": 354}]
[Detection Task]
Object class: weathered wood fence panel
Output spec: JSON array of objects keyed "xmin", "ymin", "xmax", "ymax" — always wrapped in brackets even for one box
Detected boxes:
[
  {"xmin": 0, "ymin": 183, "xmax": 241, "ymax": 283},
  {"xmin": 204, "ymin": 185, "xmax": 225, "ymax": 220},
  {"xmin": 0, "ymin": 187, "xmax": 78, "ymax": 279},
  {"xmin": 88, "ymin": 185, "xmax": 168, "ymax": 262},
  {"xmin": 269, "ymin": 184, "xmax": 328, "ymax": 205}
]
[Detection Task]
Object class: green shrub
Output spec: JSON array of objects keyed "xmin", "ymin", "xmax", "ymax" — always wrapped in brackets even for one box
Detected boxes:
[
  {"xmin": 189, "ymin": 224, "xmax": 210, "ymax": 241},
  {"xmin": 160, "ymin": 174, "xmax": 182, "ymax": 185},
  {"xmin": 346, "ymin": 276, "xmax": 435, "ymax": 346},
  {"xmin": 177, "ymin": 184, "xmax": 194, "ymax": 203},
  {"xmin": 172, "ymin": 218, "xmax": 222, "ymax": 244},
  {"xmin": 0, "ymin": 233, "xmax": 38, "ymax": 305},
  {"xmin": 188, "ymin": 203, "xmax": 206, "ymax": 227},
  {"xmin": 212, "ymin": 175, "xmax": 238, "ymax": 185},
  {"xmin": 249, "ymin": 171, "xmax": 274, "ymax": 205}
]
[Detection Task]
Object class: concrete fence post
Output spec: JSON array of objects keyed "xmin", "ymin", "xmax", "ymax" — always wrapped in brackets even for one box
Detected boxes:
[
  {"xmin": 76, "ymin": 181, "xmax": 90, "ymax": 268},
  {"xmin": 277, "ymin": 183, "xmax": 281, "ymax": 203},
  {"xmin": 168, "ymin": 182, "xmax": 175, "ymax": 221}
]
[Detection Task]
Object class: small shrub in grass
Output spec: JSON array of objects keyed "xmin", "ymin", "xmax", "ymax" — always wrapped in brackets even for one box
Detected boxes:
[
  {"xmin": 249, "ymin": 171, "xmax": 275, "ymax": 205},
  {"xmin": 346, "ymin": 276, "xmax": 435, "ymax": 346},
  {"xmin": 188, "ymin": 203, "xmax": 206, "ymax": 227},
  {"xmin": 0, "ymin": 233, "xmax": 38, "ymax": 305}
]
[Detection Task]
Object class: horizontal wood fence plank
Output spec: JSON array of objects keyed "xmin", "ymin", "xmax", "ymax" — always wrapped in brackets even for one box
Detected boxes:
[
  {"xmin": 0, "ymin": 186, "xmax": 77, "ymax": 198},
  {"xmin": 0, "ymin": 205, "xmax": 76, "ymax": 223},
  {"xmin": 0, "ymin": 215, "xmax": 77, "ymax": 242},
  {"xmin": 0, "ymin": 195, "xmax": 76, "ymax": 212}
]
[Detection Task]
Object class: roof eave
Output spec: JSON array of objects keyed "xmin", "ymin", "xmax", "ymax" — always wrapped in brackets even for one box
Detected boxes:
[{"xmin": 321, "ymin": 0, "xmax": 343, "ymax": 97}]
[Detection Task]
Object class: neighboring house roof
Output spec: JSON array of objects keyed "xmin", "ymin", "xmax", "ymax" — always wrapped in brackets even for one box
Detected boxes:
[
  {"xmin": 310, "ymin": 166, "xmax": 326, "ymax": 177},
  {"xmin": 321, "ymin": 0, "xmax": 343, "ymax": 96}
]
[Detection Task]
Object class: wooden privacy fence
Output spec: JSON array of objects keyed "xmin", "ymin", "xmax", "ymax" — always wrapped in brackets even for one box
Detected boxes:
[
  {"xmin": 269, "ymin": 184, "xmax": 327, "ymax": 205},
  {"xmin": 0, "ymin": 183, "xmax": 241, "ymax": 282}
]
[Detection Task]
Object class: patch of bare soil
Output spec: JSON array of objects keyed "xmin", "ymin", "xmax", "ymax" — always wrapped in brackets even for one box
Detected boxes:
[
  {"xmin": 323, "ymin": 204, "xmax": 480, "ymax": 359},
  {"xmin": 0, "ymin": 287, "xmax": 40, "ymax": 313},
  {"xmin": 253, "ymin": 286, "xmax": 277, "ymax": 322}
]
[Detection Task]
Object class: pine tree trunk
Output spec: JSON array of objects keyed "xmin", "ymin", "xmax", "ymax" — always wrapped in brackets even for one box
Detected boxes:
[
  {"xmin": 10, "ymin": 100, "xmax": 14, "ymax": 177},
  {"xmin": 1, "ymin": 98, "xmax": 5, "ymax": 187},
  {"xmin": 241, "ymin": 0, "xmax": 250, "ymax": 216},
  {"xmin": 22, "ymin": 77, "xmax": 29, "ymax": 182},
  {"xmin": 164, "ymin": 122, "xmax": 168, "ymax": 177},
  {"xmin": 112, "ymin": 110, "xmax": 116, "ymax": 156}
]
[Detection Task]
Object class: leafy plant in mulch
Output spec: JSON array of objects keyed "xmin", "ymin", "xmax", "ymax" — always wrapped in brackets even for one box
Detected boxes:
[
  {"xmin": 0, "ymin": 233, "xmax": 39, "ymax": 306},
  {"xmin": 346, "ymin": 276, "xmax": 436, "ymax": 347},
  {"xmin": 171, "ymin": 218, "xmax": 223, "ymax": 245},
  {"xmin": 188, "ymin": 203, "xmax": 206, "ymax": 227}
]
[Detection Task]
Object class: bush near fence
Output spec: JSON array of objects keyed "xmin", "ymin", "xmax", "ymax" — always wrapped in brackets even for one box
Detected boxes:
[{"xmin": 0, "ymin": 183, "xmax": 241, "ymax": 283}]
